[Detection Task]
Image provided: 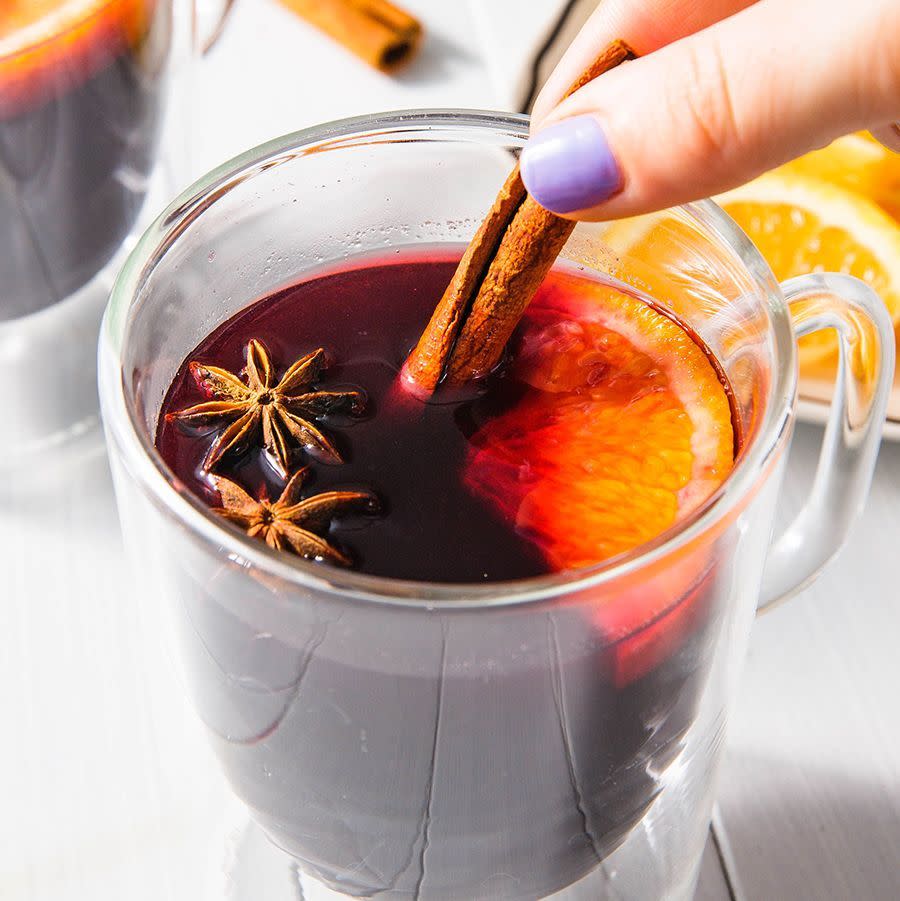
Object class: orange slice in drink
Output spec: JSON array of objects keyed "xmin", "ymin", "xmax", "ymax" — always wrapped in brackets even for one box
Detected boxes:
[
  {"xmin": 465, "ymin": 274, "xmax": 735, "ymax": 682},
  {"xmin": 464, "ymin": 272, "xmax": 735, "ymax": 571},
  {"xmin": 718, "ymin": 172, "xmax": 900, "ymax": 376}
]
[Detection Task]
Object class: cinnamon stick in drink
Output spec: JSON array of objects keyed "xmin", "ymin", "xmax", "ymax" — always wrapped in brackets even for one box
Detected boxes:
[
  {"xmin": 280, "ymin": 0, "xmax": 422, "ymax": 72},
  {"xmin": 403, "ymin": 40, "xmax": 636, "ymax": 395}
]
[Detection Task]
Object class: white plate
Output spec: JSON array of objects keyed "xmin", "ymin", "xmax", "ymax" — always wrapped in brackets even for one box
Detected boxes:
[
  {"xmin": 797, "ymin": 397, "xmax": 900, "ymax": 441},
  {"xmin": 797, "ymin": 365, "xmax": 900, "ymax": 441}
]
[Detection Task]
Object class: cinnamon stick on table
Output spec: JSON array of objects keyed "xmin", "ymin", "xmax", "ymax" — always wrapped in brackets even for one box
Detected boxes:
[
  {"xmin": 402, "ymin": 40, "xmax": 636, "ymax": 396},
  {"xmin": 280, "ymin": 0, "xmax": 422, "ymax": 72}
]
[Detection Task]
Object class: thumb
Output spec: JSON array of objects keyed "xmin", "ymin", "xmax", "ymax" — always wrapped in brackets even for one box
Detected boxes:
[{"xmin": 520, "ymin": 0, "xmax": 900, "ymax": 220}]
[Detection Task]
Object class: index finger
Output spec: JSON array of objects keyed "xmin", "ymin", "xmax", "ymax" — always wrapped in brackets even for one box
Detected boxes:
[{"xmin": 532, "ymin": 0, "xmax": 756, "ymax": 125}]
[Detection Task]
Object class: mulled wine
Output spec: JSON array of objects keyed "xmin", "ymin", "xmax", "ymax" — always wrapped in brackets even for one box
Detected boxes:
[
  {"xmin": 155, "ymin": 250, "xmax": 736, "ymax": 897},
  {"xmin": 0, "ymin": 0, "xmax": 167, "ymax": 320},
  {"xmin": 157, "ymin": 253, "xmax": 735, "ymax": 579}
]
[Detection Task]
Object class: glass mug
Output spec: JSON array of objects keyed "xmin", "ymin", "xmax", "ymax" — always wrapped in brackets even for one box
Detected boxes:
[
  {"xmin": 0, "ymin": 0, "xmax": 232, "ymax": 467},
  {"xmin": 98, "ymin": 113, "xmax": 894, "ymax": 900}
]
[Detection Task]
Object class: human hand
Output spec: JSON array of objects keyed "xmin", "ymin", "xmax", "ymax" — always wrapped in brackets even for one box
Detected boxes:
[{"xmin": 519, "ymin": 0, "xmax": 900, "ymax": 219}]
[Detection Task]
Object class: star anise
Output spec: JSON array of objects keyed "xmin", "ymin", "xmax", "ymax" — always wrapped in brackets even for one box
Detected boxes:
[
  {"xmin": 166, "ymin": 339, "xmax": 364, "ymax": 479},
  {"xmin": 212, "ymin": 469, "xmax": 378, "ymax": 566}
]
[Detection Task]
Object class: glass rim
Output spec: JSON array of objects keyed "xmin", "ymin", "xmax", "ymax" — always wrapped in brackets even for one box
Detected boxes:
[{"xmin": 100, "ymin": 108, "xmax": 797, "ymax": 609}]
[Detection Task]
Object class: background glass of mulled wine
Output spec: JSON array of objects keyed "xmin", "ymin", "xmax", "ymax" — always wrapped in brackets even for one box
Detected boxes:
[
  {"xmin": 0, "ymin": 0, "xmax": 232, "ymax": 466},
  {"xmin": 99, "ymin": 113, "xmax": 894, "ymax": 900}
]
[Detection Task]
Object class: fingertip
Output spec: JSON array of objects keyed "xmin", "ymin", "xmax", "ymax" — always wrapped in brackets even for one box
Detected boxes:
[{"xmin": 521, "ymin": 115, "xmax": 623, "ymax": 215}]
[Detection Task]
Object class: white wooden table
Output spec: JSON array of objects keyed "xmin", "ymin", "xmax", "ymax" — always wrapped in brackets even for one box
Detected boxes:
[{"xmin": 2, "ymin": 2, "xmax": 898, "ymax": 898}]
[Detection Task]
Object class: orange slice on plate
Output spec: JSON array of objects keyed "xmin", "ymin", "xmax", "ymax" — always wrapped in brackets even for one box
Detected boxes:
[
  {"xmin": 778, "ymin": 132, "xmax": 900, "ymax": 222},
  {"xmin": 718, "ymin": 172, "xmax": 900, "ymax": 376}
]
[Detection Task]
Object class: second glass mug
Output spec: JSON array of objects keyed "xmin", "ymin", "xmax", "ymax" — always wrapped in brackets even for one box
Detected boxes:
[
  {"xmin": 99, "ymin": 113, "xmax": 894, "ymax": 900},
  {"xmin": 0, "ymin": 0, "xmax": 232, "ymax": 466}
]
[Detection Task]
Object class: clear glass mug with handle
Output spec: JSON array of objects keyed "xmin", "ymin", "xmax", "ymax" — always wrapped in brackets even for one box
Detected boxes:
[
  {"xmin": 0, "ymin": 0, "xmax": 233, "ymax": 470},
  {"xmin": 98, "ymin": 112, "xmax": 894, "ymax": 901}
]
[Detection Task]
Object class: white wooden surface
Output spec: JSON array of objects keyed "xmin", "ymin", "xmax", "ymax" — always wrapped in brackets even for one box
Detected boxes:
[
  {"xmin": 715, "ymin": 423, "xmax": 900, "ymax": 900},
  {"xmin": 2, "ymin": 1, "xmax": 898, "ymax": 898}
]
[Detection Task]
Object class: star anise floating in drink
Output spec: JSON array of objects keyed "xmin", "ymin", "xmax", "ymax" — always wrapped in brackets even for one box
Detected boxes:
[
  {"xmin": 166, "ymin": 339, "xmax": 365, "ymax": 479},
  {"xmin": 212, "ymin": 468, "xmax": 379, "ymax": 566},
  {"xmin": 165, "ymin": 339, "xmax": 378, "ymax": 569}
]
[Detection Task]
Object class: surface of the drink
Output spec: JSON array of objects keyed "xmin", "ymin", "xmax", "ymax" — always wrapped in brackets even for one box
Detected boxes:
[
  {"xmin": 156, "ymin": 251, "xmax": 735, "ymax": 582},
  {"xmin": 0, "ymin": 0, "xmax": 166, "ymax": 319}
]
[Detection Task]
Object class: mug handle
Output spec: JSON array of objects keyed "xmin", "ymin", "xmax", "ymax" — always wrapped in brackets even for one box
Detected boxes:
[
  {"xmin": 759, "ymin": 273, "xmax": 895, "ymax": 610},
  {"xmin": 195, "ymin": 0, "xmax": 237, "ymax": 55}
]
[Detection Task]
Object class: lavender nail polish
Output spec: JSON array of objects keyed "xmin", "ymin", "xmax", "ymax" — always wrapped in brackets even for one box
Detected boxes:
[{"xmin": 521, "ymin": 115, "xmax": 622, "ymax": 214}]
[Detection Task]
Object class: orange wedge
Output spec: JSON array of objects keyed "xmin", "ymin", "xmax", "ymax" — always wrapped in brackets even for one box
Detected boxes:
[
  {"xmin": 718, "ymin": 172, "xmax": 900, "ymax": 375},
  {"xmin": 779, "ymin": 133, "xmax": 900, "ymax": 222},
  {"xmin": 600, "ymin": 213, "xmax": 724, "ymax": 326},
  {"xmin": 464, "ymin": 272, "xmax": 734, "ymax": 571}
]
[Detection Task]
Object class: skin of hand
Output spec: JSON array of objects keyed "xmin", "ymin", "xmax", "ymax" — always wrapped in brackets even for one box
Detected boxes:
[{"xmin": 519, "ymin": 0, "xmax": 900, "ymax": 220}]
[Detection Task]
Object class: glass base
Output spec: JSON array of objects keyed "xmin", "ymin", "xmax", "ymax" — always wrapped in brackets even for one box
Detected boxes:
[{"xmin": 212, "ymin": 804, "xmax": 705, "ymax": 901}]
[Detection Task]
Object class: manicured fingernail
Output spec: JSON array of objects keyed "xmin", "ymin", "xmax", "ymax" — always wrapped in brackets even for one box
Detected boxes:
[{"xmin": 520, "ymin": 115, "xmax": 622, "ymax": 213}]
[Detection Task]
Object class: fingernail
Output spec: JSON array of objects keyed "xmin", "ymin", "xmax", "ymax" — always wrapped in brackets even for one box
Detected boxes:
[{"xmin": 521, "ymin": 115, "xmax": 622, "ymax": 213}]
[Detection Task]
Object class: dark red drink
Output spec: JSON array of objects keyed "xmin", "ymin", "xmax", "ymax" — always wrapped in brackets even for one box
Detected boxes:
[
  {"xmin": 156, "ymin": 251, "xmax": 734, "ymax": 898},
  {"xmin": 158, "ymin": 253, "xmax": 554, "ymax": 582}
]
